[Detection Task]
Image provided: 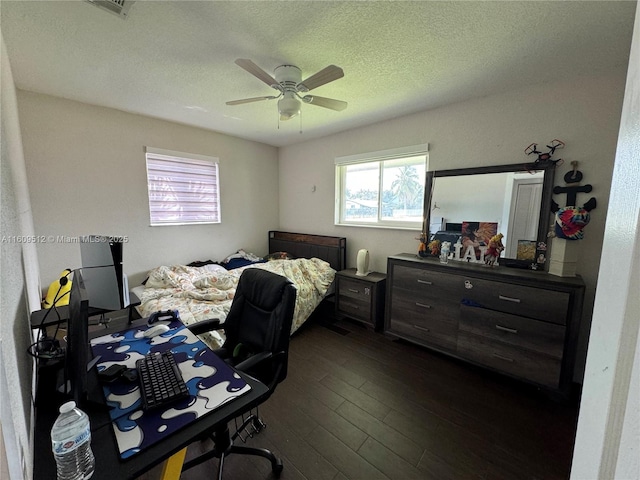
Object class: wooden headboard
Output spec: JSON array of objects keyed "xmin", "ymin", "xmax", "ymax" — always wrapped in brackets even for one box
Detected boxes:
[{"xmin": 268, "ymin": 231, "xmax": 346, "ymax": 272}]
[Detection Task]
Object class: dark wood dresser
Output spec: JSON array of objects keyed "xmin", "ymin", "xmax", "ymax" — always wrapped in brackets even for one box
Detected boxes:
[{"xmin": 385, "ymin": 253, "xmax": 585, "ymax": 397}]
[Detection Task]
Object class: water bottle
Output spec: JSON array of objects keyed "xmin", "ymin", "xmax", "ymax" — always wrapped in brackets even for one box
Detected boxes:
[{"xmin": 50, "ymin": 401, "xmax": 95, "ymax": 480}]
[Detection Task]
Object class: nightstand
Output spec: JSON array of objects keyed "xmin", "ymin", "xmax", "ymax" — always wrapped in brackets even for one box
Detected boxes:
[{"xmin": 335, "ymin": 269, "xmax": 386, "ymax": 331}]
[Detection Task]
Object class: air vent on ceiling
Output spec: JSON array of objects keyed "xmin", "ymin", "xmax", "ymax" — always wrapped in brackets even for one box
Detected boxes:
[{"xmin": 85, "ymin": 0, "xmax": 134, "ymax": 19}]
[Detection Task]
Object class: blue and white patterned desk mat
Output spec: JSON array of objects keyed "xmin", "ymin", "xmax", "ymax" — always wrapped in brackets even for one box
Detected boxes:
[{"xmin": 90, "ymin": 319, "xmax": 251, "ymax": 459}]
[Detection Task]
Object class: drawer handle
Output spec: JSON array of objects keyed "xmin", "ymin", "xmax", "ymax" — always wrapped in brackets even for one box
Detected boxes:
[
  {"xmin": 498, "ymin": 295, "xmax": 521, "ymax": 303},
  {"xmin": 492, "ymin": 353, "xmax": 514, "ymax": 363},
  {"xmin": 413, "ymin": 325, "xmax": 430, "ymax": 333},
  {"xmin": 415, "ymin": 302, "xmax": 432, "ymax": 309},
  {"xmin": 417, "ymin": 279, "xmax": 433, "ymax": 285},
  {"xmin": 495, "ymin": 325, "xmax": 518, "ymax": 334},
  {"xmin": 348, "ymin": 288, "xmax": 360, "ymax": 294}
]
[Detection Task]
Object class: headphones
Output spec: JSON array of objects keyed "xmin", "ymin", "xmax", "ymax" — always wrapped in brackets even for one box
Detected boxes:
[
  {"xmin": 42, "ymin": 269, "xmax": 73, "ymax": 309},
  {"xmin": 59, "ymin": 269, "xmax": 71, "ymax": 286},
  {"xmin": 148, "ymin": 309, "xmax": 179, "ymax": 325}
]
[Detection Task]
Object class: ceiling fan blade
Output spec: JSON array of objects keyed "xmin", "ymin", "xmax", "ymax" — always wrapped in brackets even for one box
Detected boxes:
[
  {"xmin": 226, "ymin": 95, "xmax": 278, "ymax": 105},
  {"xmin": 297, "ymin": 65, "xmax": 344, "ymax": 92},
  {"xmin": 235, "ymin": 59, "xmax": 278, "ymax": 87},
  {"xmin": 302, "ymin": 95, "xmax": 347, "ymax": 111}
]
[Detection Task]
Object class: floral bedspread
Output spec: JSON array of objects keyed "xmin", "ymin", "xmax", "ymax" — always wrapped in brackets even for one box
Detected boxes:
[{"xmin": 138, "ymin": 258, "xmax": 336, "ymax": 348}]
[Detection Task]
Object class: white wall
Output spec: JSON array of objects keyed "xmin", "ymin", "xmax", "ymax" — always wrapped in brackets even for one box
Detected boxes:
[
  {"xmin": 572, "ymin": 3, "xmax": 640, "ymax": 477},
  {"xmin": 431, "ymin": 174, "xmax": 507, "ymax": 226},
  {"xmin": 17, "ymin": 92, "xmax": 280, "ymax": 287},
  {"xmin": 279, "ymin": 69, "xmax": 628, "ymax": 381},
  {"xmin": 1, "ymin": 36, "xmax": 41, "ymax": 480}
]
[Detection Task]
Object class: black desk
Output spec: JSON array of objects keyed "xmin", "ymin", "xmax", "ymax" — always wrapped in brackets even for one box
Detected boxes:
[
  {"xmin": 33, "ymin": 319, "xmax": 269, "ymax": 480},
  {"xmin": 30, "ymin": 291, "xmax": 141, "ymax": 329}
]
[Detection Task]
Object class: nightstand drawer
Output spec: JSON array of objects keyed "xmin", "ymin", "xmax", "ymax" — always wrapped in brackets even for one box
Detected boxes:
[
  {"xmin": 335, "ymin": 270, "xmax": 386, "ymax": 330},
  {"xmin": 339, "ymin": 277, "xmax": 373, "ymax": 302},
  {"xmin": 337, "ymin": 294, "xmax": 370, "ymax": 322}
]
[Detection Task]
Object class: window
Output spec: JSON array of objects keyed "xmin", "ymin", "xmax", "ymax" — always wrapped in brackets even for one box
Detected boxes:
[
  {"xmin": 145, "ymin": 147, "xmax": 220, "ymax": 226},
  {"xmin": 335, "ymin": 144, "xmax": 428, "ymax": 229}
]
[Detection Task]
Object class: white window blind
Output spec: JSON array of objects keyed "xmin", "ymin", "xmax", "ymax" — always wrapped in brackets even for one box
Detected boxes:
[{"xmin": 145, "ymin": 148, "xmax": 220, "ymax": 226}]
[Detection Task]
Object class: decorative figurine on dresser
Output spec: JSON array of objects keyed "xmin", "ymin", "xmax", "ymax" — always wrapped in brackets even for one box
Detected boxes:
[
  {"xmin": 387, "ymin": 157, "xmax": 585, "ymax": 400},
  {"xmin": 484, "ymin": 233, "xmax": 504, "ymax": 267}
]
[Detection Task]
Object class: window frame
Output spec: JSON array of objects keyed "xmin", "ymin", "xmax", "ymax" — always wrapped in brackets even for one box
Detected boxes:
[
  {"xmin": 334, "ymin": 144, "xmax": 429, "ymax": 230},
  {"xmin": 145, "ymin": 147, "xmax": 221, "ymax": 227}
]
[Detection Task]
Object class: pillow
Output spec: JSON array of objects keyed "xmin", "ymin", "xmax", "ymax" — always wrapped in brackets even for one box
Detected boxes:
[
  {"xmin": 265, "ymin": 251, "xmax": 295, "ymax": 261},
  {"xmin": 200, "ymin": 263, "xmax": 228, "ymax": 274}
]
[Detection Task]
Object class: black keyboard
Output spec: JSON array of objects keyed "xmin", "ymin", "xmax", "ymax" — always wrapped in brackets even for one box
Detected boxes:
[{"xmin": 136, "ymin": 351, "xmax": 189, "ymax": 411}]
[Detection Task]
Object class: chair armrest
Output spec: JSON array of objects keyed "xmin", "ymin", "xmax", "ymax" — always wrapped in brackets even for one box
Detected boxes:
[
  {"xmin": 234, "ymin": 351, "xmax": 273, "ymax": 372},
  {"xmin": 186, "ymin": 318, "xmax": 222, "ymax": 336}
]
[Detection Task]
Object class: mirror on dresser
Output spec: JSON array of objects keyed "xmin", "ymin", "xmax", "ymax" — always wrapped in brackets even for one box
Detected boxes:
[{"xmin": 423, "ymin": 161, "xmax": 556, "ymax": 267}]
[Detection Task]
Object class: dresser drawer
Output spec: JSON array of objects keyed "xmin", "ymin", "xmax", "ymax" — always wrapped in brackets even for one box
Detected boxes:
[
  {"xmin": 460, "ymin": 277, "xmax": 570, "ymax": 325},
  {"xmin": 459, "ymin": 305, "xmax": 565, "ymax": 358},
  {"xmin": 457, "ymin": 331, "xmax": 562, "ymax": 388},
  {"xmin": 392, "ymin": 265, "xmax": 461, "ymax": 301},
  {"xmin": 389, "ymin": 316, "xmax": 457, "ymax": 351},
  {"xmin": 391, "ymin": 291, "xmax": 460, "ymax": 327},
  {"xmin": 389, "ymin": 294, "xmax": 458, "ymax": 351}
]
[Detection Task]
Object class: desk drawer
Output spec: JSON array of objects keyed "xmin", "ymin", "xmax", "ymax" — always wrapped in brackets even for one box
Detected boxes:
[{"xmin": 460, "ymin": 277, "xmax": 570, "ymax": 325}]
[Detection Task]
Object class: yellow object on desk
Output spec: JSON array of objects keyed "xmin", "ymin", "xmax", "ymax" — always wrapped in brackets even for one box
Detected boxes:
[{"xmin": 42, "ymin": 269, "xmax": 72, "ymax": 308}]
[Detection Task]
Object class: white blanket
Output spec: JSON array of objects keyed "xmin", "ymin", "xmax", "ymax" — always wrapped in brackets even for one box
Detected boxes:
[{"xmin": 138, "ymin": 258, "xmax": 336, "ymax": 348}]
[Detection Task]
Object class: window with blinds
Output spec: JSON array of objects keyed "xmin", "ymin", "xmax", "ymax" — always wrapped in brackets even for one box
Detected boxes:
[{"xmin": 145, "ymin": 148, "xmax": 220, "ymax": 226}]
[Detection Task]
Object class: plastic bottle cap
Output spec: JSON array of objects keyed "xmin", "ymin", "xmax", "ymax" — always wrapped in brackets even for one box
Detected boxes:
[{"xmin": 59, "ymin": 401, "xmax": 76, "ymax": 413}]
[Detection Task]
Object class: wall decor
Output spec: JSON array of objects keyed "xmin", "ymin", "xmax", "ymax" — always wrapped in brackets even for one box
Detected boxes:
[{"xmin": 548, "ymin": 160, "xmax": 597, "ymax": 276}]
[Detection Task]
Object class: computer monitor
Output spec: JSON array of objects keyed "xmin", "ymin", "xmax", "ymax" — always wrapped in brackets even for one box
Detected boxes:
[
  {"xmin": 80, "ymin": 235, "xmax": 129, "ymax": 310},
  {"xmin": 66, "ymin": 268, "xmax": 90, "ymax": 406}
]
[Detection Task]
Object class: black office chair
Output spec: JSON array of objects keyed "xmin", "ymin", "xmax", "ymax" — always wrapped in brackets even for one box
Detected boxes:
[{"xmin": 182, "ymin": 268, "xmax": 296, "ymax": 479}]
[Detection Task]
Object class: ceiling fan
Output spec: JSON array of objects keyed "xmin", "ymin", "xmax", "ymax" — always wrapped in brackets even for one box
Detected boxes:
[{"xmin": 227, "ymin": 59, "xmax": 347, "ymax": 121}]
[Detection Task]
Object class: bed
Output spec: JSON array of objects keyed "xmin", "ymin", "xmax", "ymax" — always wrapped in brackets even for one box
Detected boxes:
[{"xmin": 134, "ymin": 231, "xmax": 346, "ymax": 348}]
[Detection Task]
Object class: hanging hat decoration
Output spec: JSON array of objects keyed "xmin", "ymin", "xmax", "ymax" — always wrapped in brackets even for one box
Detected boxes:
[{"xmin": 551, "ymin": 160, "xmax": 596, "ymax": 240}]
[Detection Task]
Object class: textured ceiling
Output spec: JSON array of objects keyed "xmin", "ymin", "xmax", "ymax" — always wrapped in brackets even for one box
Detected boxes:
[{"xmin": 1, "ymin": 1, "xmax": 635, "ymax": 147}]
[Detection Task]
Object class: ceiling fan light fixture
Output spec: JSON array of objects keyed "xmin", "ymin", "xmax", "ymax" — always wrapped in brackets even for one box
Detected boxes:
[
  {"xmin": 278, "ymin": 94, "xmax": 301, "ymax": 121},
  {"xmin": 229, "ymin": 59, "xmax": 347, "ymax": 123}
]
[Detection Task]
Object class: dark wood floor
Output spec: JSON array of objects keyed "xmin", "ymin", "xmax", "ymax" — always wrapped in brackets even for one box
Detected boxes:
[{"xmin": 175, "ymin": 314, "xmax": 579, "ymax": 480}]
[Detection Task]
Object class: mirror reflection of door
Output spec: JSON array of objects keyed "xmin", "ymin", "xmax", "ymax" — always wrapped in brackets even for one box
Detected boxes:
[{"xmin": 505, "ymin": 177, "xmax": 543, "ymax": 258}]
